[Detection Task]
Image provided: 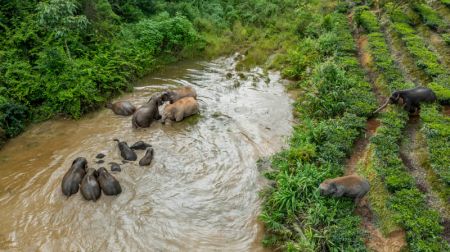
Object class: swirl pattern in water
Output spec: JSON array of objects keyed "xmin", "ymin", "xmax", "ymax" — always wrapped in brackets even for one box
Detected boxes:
[{"xmin": 0, "ymin": 55, "xmax": 293, "ymax": 251}]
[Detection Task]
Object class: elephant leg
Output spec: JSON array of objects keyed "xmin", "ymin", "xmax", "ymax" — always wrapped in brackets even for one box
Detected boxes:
[{"xmin": 175, "ymin": 112, "xmax": 184, "ymax": 122}]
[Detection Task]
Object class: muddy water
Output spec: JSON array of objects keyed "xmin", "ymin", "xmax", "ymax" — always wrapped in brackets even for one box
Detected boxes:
[{"xmin": 0, "ymin": 55, "xmax": 293, "ymax": 251}]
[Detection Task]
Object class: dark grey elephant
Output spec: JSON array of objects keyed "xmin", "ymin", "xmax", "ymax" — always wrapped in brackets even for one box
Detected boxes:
[
  {"xmin": 61, "ymin": 157, "xmax": 87, "ymax": 197},
  {"xmin": 106, "ymin": 101, "xmax": 136, "ymax": 116},
  {"xmin": 374, "ymin": 87, "xmax": 437, "ymax": 114},
  {"xmin": 132, "ymin": 93, "xmax": 164, "ymax": 128}
]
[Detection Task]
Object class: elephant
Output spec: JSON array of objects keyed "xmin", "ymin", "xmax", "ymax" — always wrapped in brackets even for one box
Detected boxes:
[
  {"xmin": 161, "ymin": 86, "xmax": 197, "ymax": 104},
  {"xmin": 319, "ymin": 175, "xmax": 370, "ymax": 204},
  {"xmin": 110, "ymin": 162, "xmax": 121, "ymax": 172},
  {"xmin": 161, "ymin": 97, "xmax": 199, "ymax": 123},
  {"xmin": 114, "ymin": 139, "xmax": 137, "ymax": 161},
  {"xmin": 132, "ymin": 93, "xmax": 163, "ymax": 128},
  {"xmin": 130, "ymin": 141, "xmax": 152, "ymax": 150},
  {"xmin": 97, "ymin": 167, "xmax": 122, "ymax": 196},
  {"xmin": 373, "ymin": 87, "xmax": 437, "ymax": 114},
  {"xmin": 106, "ymin": 101, "xmax": 136, "ymax": 116},
  {"xmin": 61, "ymin": 157, "xmax": 88, "ymax": 197},
  {"xmin": 80, "ymin": 168, "xmax": 101, "ymax": 201},
  {"xmin": 139, "ymin": 147, "xmax": 154, "ymax": 166}
]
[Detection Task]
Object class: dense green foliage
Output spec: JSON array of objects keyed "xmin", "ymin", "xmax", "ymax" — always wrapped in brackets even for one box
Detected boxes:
[
  {"xmin": 356, "ymin": 8, "xmax": 449, "ymax": 251},
  {"xmin": 260, "ymin": 1, "xmax": 377, "ymax": 250},
  {"xmin": 413, "ymin": 3, "xmax": 449, "ymax": 32},
  {"xmin": 0, "ymin": 0, "xmax": 297, "ymax": 142}
]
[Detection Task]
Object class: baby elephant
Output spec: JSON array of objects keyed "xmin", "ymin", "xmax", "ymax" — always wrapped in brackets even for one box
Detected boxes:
[
  {"xmin": 106, "ymin": 101, "xmax": 136, "ymax": 116},
  {"xmin": 114, "ymin": 139, "xmax": 137, "ymax": 161},
  {"xmin": 161, "ymin": 86, "xmax": 197, "ymax": 104},
  {"xmin": 80, "ymin": 168, "xmax": 101, "ymax": 201},
  {"xmin": 139, "ymin": 147, "xmax": 154, "ymax": 166},
  {"xmin": 97, "ymin": 167, "xmax": 122, "ymax": 196},
  {"xmin": 162, "ymin": 97, "xmax": 199, "ymax": 123},
  {"xmin": 319, "ymin": 175, "xmax": 370, "ymax": 204},
  {"xmin": 61, "ymin": 157, "xmax": 88, "ymax": 197}
]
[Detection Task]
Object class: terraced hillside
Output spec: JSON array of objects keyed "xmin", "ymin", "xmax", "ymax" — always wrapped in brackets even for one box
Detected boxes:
[{"xmin": 261, "ymin": 1, "xmax": 450, "ymax": 251}]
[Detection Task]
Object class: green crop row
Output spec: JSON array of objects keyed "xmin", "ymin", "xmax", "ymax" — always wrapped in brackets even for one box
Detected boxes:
[
  {"xmin": 421, "ymin": 105, "xmax": 450, "ymax": 184},
  {"xmin": 390, "ymin": 22, "xmax": 446, "ymax": 77},
  {"xmin": 441, "ymin": 0, "xmax": 450, "ymax": 7},
  {"xmin": 385, "ymin": 6, "xmax": 450, "ymax": 187},
  {"xmin": 413, "ymin": 3, "xmax": 449, "ymax": 32},
  {"xmin": 355, "ymin": 9, "xmax": 449, "ymax": 251},
  {"xmin": 261, "ymin": 2, "xmax": 377, "ymax": 250}
]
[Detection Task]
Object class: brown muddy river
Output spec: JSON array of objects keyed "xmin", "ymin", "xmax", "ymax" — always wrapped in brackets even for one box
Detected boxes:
[{"xmin": 0, "ymin": 55, "xmax": 293, "ymax": 251}]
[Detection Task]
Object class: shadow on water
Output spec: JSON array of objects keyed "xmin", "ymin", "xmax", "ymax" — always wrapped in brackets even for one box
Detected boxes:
[{"xmin": 0, "ymin": 54, "xmax": 293, "ymax": 251}]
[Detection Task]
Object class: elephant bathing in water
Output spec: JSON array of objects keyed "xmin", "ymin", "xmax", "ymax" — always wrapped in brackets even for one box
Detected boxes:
[
  {"xmin": 61, "ymin": 157, "xmax": 87, "ymax": 197},
  {"xmin": 80, "ymin": 168, "xmax": 101, "ymax": 201},
  {"xmin": 162, "ymin": 97, "xmax": 199, "ymax": 123},
  {"xmin": 106, "ymin": 101, "xmax": 136, "ymax": 116},
  {"xmin": 373, "ymin": 87, "xmax": 437, "ymax": 114},
  {"xmin": 132, "ymin": 93, "xmax": 163, "ymax": 128},
  {"xmin": 97, "ymin": 167, "xmax": 122, "ymax": 196},
  {"xmin": 161, "ymin": 86, "xmax": 197, "ymax": 104}
]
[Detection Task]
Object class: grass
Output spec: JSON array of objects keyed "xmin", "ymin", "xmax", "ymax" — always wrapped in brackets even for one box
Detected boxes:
[{"xmin": 354, "ymin": 8, "xmax": 449, "ymax": 251}]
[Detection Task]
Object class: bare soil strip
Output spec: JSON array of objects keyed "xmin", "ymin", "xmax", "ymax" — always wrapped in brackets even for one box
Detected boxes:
[
  {"xmin": 399, "ymin": 116, "xmax": 450, "ymax": 242},
  {"xmin": 380, "ymin": 16, "xmax": 431, "ymax": 86},
  {"xmin": 350, "ymin": 19, "xmax": 407, "ymax": 252}
]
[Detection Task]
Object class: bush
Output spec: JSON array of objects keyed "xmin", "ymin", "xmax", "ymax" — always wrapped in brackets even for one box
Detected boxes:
[
  {"xmin": 413, "ymin": 3, "xmax": 448, "ymax": 32},
  {"xmin": 355, "ymin": 9, "xmax": 380, "ymax": 33}
]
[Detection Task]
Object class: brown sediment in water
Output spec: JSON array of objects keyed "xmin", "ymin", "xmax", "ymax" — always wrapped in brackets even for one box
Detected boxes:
[{"xmin": 0, "ymin": 55, "xmax": 292, "ymax": 251}]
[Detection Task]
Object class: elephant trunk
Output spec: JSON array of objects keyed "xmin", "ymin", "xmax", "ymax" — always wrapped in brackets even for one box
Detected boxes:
[{"xmin": 373, "ymin": 99, "xmax": 390, "ymax": 114}]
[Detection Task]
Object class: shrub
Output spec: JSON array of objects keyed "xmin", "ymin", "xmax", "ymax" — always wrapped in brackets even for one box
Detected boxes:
[{"xmin": 413, "ymin": 3, "xmax": 448, "ymax": 32}]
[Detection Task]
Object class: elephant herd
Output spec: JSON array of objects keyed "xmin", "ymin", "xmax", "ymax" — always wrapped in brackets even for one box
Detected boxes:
[
  {"xmin": 61, "ymin": 86, "xmax": 200, "ymax": 201},
  {"xmin": 62, "ymin": 85, "xmax": 438, "ymax": 203},
  {"xmin": 107, "ymin": 86, "xmax": 199, "ymax": 127}
]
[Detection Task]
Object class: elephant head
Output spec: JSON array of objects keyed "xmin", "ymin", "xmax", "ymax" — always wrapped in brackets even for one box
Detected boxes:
[{"xmin": 373, "ymin": 92, "xmax": 405, "ymax": 114}]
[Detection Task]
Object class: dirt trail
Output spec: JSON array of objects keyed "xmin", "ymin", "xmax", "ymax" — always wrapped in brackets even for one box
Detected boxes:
[
  {"xmin": 349, "ymin": 18, "xmax": 407, "ymax": 252},
  {"xmin": 380, "ymin": 16, "xmax": 431, "ymax": 86},
  {"xmin": 399, "ymin": 116, "xmax": 450, "ymax": 242},
  {"xmin": 416, "ymin": 23, "xmax": 450, "ymax": 69}
]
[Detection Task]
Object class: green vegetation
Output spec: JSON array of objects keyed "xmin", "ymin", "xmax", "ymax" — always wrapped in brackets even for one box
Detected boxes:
[
  {"xmin": 355, "ymin": 8, "xmax": 449, "ymax": 251},
  {"xmin": 413, "ymin": 3, "xmax": 449, "ymax": 32},
  {"xmin": 260, "ymin": 2, "xmax": 377, "ymax": 250},
  {"xmin": 0, "ymin": 0, "xmax": 300, "ymax": 143},
  {"xmin": 441, "ymin": 0, "xmax": 450, "ymax": 7}
]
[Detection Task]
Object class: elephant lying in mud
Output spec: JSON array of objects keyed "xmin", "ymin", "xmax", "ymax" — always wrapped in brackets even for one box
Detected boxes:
[
  {"xmin": 106, "ymin": 101, "xmax": 136, "ymax": 116},
  {"xmin": 373, "ymin": 87, "xmax": 437, "ymax": 114},
  {"xmin": 132, "ymin": 93, "xmax": 163, "ymax": 128},
  {"xmin": 319, "ymin": 175, "xmax": 370, "ymax": 204},
  {"xmin": 161, "ymin": 97, "xmax": 199, "ymax": 123},
  {"xmin": 161, "ymin": 86, "xmax": 197, "ymax": 104},
  {"xmin": 61, "ymin": 157, "xmax": 88, "ymax": 197}
]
